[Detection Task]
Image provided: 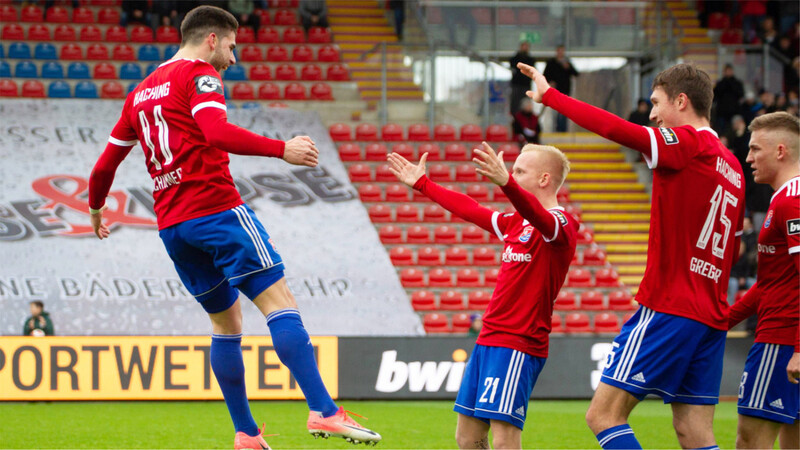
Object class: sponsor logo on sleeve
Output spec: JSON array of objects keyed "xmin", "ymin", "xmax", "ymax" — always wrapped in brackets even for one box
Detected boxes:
[
  {"xmin": 658, "ymin": 127, "xmax": 679, "ymax": 145},
  {"xmin": 194, "ymin": 75, "xmax": 223, "ymax": 94},
  {"xmin": 787, "ymin": 218, "xmax": 800, "ymax": 235},
  {"xmin": 552, "ymin": 210, "xmax": 568, "ymax": 226},
  {"xmin": 765, "ymin": 210, "xmax": 774, "ymax": 228}
]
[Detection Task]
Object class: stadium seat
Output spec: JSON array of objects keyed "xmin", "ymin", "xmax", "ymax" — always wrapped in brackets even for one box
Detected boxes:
[
  {"xmin": 21, "ymin": 80, "xmax": 46, "ymax": 98},
  {"xmin": 467, "ymin": 291, "xmax": 491, "ymax": 310},
  {"xmin": 443, "ymin": 143, "xmax": 468, "ymax": 161},
  {"xmin": 0, "ymin": 79, "xmax": 18, "ymax": 97},
  {"xmin": 317, "ymin": 45, "xmax": 340, "ymax": 62},
  {"xmin": 274, "ymin": 8, "xmax": 298, "ymax": 25},
  {"xmin": 474, "ymin": 246, "xmax": 497, "ymax": 266},
  {"xmin": 411, "ymin": 290, "xmax": 436, "ymax": 311},
  {"xmin": 429, "ymin": 268, "xmax": 453, "ymax": 287},
  {"xmin": 0, "ymin": 61, "xmax": 9, "ymax": 78},
  {"xmin": 433, "ymin": 225, "xmax": 457, "ymax": 244},
  {"xmin": 105, "ymin": 25, "xmax": 128, "ymax": 42},
  {"xmin": 329, "ymin": 123, "xmax": 352, "ymax": 141},
  {"xmin": 576, "ymin": 228, "xmax": 593, "ymax": 245},
  {"xmin": 485, "ymin": 124, "xmax": 509, "ymax": 141},
  {"xmin": 253, "ymin": 8, "xmax": 271, "ymax": 25},
  {"xmin": 460, "ymin": 124, "xmax": 482, "ymax": 141},
  {"xmin": 41, "ymin": 61, "xmax": 64, "ymax": 79},
  {"xmin": 427, "ymin": 164, "xmax": 451, "ymax": 182},
  {"xmin": 145, "ymin": 63, "xmax": 159, "ymax": 77},
  {"xmin": 391, "ymin": 143, "xmax": 414, "ymax": 159},
  {"xmin": 235, "ymin": 26, "xmax": 255, "ymax": 43},
  {"xmin": 594, "ymin": 313, "xmax": 621, "ymax": 333},
  {"xmin": 564, "ymin": 312, "xmax": 592, "ymax": 333},
  {"xmin": 418, "ymin": 143, "xmax": 441, "ymax": 160},
  {"xmin": 348, "ymin": 163, "xmax": 371, "ymax": 182},
  {"xmin": 47, "ymin": 80, "xmax": 71, "ymax": 98},
  {"xmin": 136, "ymin": 44, "xmax": 159, "ymax": 62},
  {"xmin": 720, "ymin": 28, "xmax": 743, "ymax": 45},
  {"xmin": 399, "ymin": 268, "xmax": 425, "ymax": 287},
  {"xmin": 292, "ymin": 45, "xmax": 314, "ymax": 62},
  {"xmin": 72, "ymin": 7, "xmax": 94, "ymax": 24},
  {"xmin": 309, "ymin": 81, "xmax": 334, "ymax": 101},
  {"xmin": 396, "ymin": 204, "xmax": 419, "ymax": 222},
  {"xmin": 565, "ymin": 204, "xmax": 582, "ymax": 221},
  {"xmin": 301, "ymin": 64, "xmax": 323, "ymax": 81},
  {"xmin": 164, "ymin": 44, "xmax": 179, "ymax": 60},
  {"xmin": 551, "ymin": 313, "xmax": 564, "ymax": 333},
  {"xmin": 93, "ymin": 62, "xmax": 117, "ymax": 79},
  {"xmin": 381, "ymin": 123, "xmax": 404, "ymax": 141},
  {"xmin": 566, "ymin": 269, "xmax": 592, "ymax": 287},
  {"xmin": 497, "ymin": 143, "xmax": 520, "ymax": 162},
  {"xmin": 554, "ymin": 290, "xmax": 577, "ymax": 310},
  {"xmin": 156, "ymin": 26, "xmax": 180, "ymax": 43},
  {"xmin": 440, "ymin": 290, "xmax": 465, "ymax": 310},
  {"xmin": 101, "ymin": 81, "xmax": 124, "ymax": 98},
  {"xmin": 249, "ymin": 64, "xmax": 271, "ymax": 80},
  {"xmin": 455, "ymin": 164, "xmax": 478, "ymax": 182},
  {"xmin": 97, "ymin": 7, "xmax": 120, "ymax": 24},
  {"xmin": 378, "ymin": 225, "xmax": 402, "ymax": 244},
  {"xmin": 67, "ymin": 62, "xmax": 90, "ymax": 79},
  {"xmin": 423, "ymin": 313, "xmax": 450, "ymax": 333},
  {"xmin": 45, "ymin": 6, "xmax": 69, "ymax": 23},
  {"xmin": 240, "ymin": 45, "xmax": 263, "ymax": 62},
  {"xmin": 595, "ymin": 269, "xmax": 620, "ymax": 287},
  {"xmin": 51, "ymin": 24, "xmax": 75, "ymax": 42},
  {"xmin": 223, "ymin": 65, "xmax": 246, "ymax": 81},
  {"xmin": 20, "ymin": 4, "xmax": 43, "ymax": 22},
  {"xmin": 258, "ymin": 82, "xmax": 282, "ymax": 100},
  {"xmin": 110, "ymin": 44, "xmax": 135, "ymax": 61},
  {"xmin": 418, "ymin": 246, "xmax": 442, "ymax": 266},
  {"xmin": 338, "ymin": 143, "xmax": 361, "ymax": 161},
  {"xmin": 423, "ymin": 205, "xmax": 446, "ymax": 222},
  {"xmin": 406, "ymin": 225, "xmax": 430, "ymax": 244},
  {"xmin": 492, "ymin": 185, "xmax": 508, "ymax": 202},
  {"xmin": 118, "ymin": 63, "xmax": 142, "ymax": 80},
  {"xmin": 367, "ymin": 204, "xmax": 392, "ymax": 222},
  {"xmin": 2, "ymin": 24, "xmax": 24, "ymax": 41},
  {"xmin": 232, "ymin": 82, "xmax": 255, "ymax": 100},
  {"xmin": 28, "ymin": 24, "xmax": 51, "ymax": 41},
  {"xmin": 80, "ymin": 25, "xmax": 103, "ymax": 42},
  {"xmin": 582, "ymin": 247, "xmax": 606, "ymax": 266},
  {"xmin": 461, "ymin": 225, "xmax": 486, "ymax": 244},
  {"xmin": 267, "ymin": 45, "xmax": 288, "ymax": 62},
  {"xmin": 518, "ymin": 8, "xmax": 540, "ymax": 24},
  {"xmin": 580, "ymin": 290, "xmax": 605, "ymax": 310},
  {"xmin": 86, "ymin": 43, "xmax": 109, "ymax": 60},
  {"xmin": 8, "ymin": 42, "xmax": 31, "ymax": 60},
  {"xmin": 408, "ymin": 123, "xmax": 430, "ymax": 141},
  {"xmin": 274, "ymin": 64, "xmax": 296, "ymax": 81},
  {"xmin": 130, "ymin": 25, "xmax": 153, "ymax": 43},
  {"xmin": 466, "ymin": 185, "xmax": 490, "ymax": 202},
  {"xmin": 451, "ymin": 313, "xmax": 471, "ymax": 333},
  {"xmin": 74, "ymin": 81, "xmax": 98, "ymax": 98},
  {"xmin": 14, "ymin": 61, "xmax": 37, "ymax": 78},
  {"xmin": 308, "ymin": 26, "xmax": 331, "ymax": 43},
  {"xmin": 284, "ymin": 82, "xmax": 306, "ymax": 100},
  {"xmin": 608, "ymin": 290, "xmax": 636, "ymax": 311},
  {"xmin": 389, "ymin": 247, "xmax": 413, "ymax": 266},
  {"xmin": 326, "ymin": 63, "xmax": 349, "ymax": 81},
  {"xmin": 258, "ymin": 26, "xmax": 280, "ymax": 43},
  {"xmin": 456, "ymin": 268, "xmax": 481, "ymax": 287},
  {"xmin": 444, "ymin": 247, "xmax": 469, "ymax": 266},
  {"xmin": 34, "ymin": 43, "xmax": 57, "ymax": 60},
  {"xmin": 432, "ymin": 124, "xmax": 456, "ymax": 141},
  {"xmin": 358, "ymin": 184, "xmax": 381, "ymax": 202},
  {"xmin": 484, "ymin": 268, "xmax": 499, "ymax": 287},
  {"xmin": 708, "ymin": 12, "xmax": 729, "ymax": 30},
  {"xmin": 1, "ymin": 5, "xmax": 18, "ymax": 21},
  {"xmin": 355, "ymin": 123, "xmax": 379, "ymax": 141},
  {"xmin": 364, "ymin": 143, "xmax": 389, "ymax": 161},
  {"xmin": 283, "ymin": 26, "xmax": 305, "ymax": 44}
]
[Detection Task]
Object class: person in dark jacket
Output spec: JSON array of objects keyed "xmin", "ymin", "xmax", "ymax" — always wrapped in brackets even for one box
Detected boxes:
[
  {"xmin": 543, "ymin": 46, "xmax": 579, "ymax": 132},
  {"xmin": 299, "ymin": 0, "xmax": 328, "ymax": 32},
  {"xmin": 512, "ymin": 98, "xmax": 540, "ymax": 145},
  {"xmin": 628, "ymin": 99, "xmax": 652, "ymax": 126},
  {"xmin": 509, "ymin": 40, "xmax": 536, "ymax": 115},
  {"xmin": 23, "ymin": 300, "xmax": 54, "ymax": 336},
  {"xmin": 713, "ymin": 64, "xmax": 744, "ymax": 133}
]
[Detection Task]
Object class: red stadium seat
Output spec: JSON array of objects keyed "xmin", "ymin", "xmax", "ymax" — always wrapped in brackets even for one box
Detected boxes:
[
  {"xmin": 308, "ymin": 26, "xmax": 331, "ymax": 43},
  {"xmin": 608, "ymin": 290, "xmax": 636, "ymax": 311},
  {"xmin": 257, "ymin": 82, "xmax": 281, "ymax": 100},
  {"xmin": 433, "ymin": 225, "xmax": 457, "ymax": 244},
  {"xmin": 130, "ymin": 25, "xmax": 153, "ymax": 43},
  {"xmin": 406, "ymin": 225, "xmax": 431, "ymax": 244},
  {"xmin": 461, "ymin": 225, "xmax": 486, "ymax": 244},
  {"xmin": 381, "ymin": 123, "xmax": 404, "ymax": 141},
  {"xmin": 2, "ymin": 24, "xmax": 24, "ymax": 40},
  {"xmin": 444, "ymin": 247, "xmax": 469, "ymax": 265},
  {"xmin": 283, "ymin": 26, "xmax": 305, "ymax": 44},
  {"xmin": 20, "ymin": 4, "xmax": 43, "ymax": 22},
  {"xmin": 484, "ymin": 268, "xmax": 499, "ymax": 287},
  {"xmin": 456, "ymin": 268, "xmax": 481, "ymax": 287},
  {"xmin": 452, "ymin": 313, "xmax": 471, "ymax": 333},
  {"xmin": 566, "ymin": 269, "xmax": 593, "ymax": 287},
  {"xmin": 492, "ymin": 185, "xmax": 508, "ymax": 202},
  {"xmin": 389, "ymin": 246, "xmax": 413, "ymax": 265},
  {"xmin": 418, "ymin": 143, "xmax": 441, "ymax": 160},
  {"xmin": 720, "ymin": 28, "xmax": 743, "ymax": 45},
  {"xmin": 594, "ymin": 313, "xmax": 621, "ymax": 333},
  {"xmin": 105, "ymin": 25, "xmax": 128, "ymax": 42},
  {"xmin": 86, "ymin": 44, "xmax": 109, "ymax": 60},
  {"xmin": 0, "ymin": 79, "xmax": 19, "ymax": 97},
  {"xmin": 485, "ymin": 124, "xmax": 509, "ymax": 141},
  {"xmin": 565, "ymin": 204, "xmax": 582, "ymax": 221},
  {"xmin": 466, "ymin": 185, "xmax": 490, "ymax": 202},
  {"xmin": 240, "ymin": 45, "xmax": 263, "ymax": 62},
  {"xmin": 338, "ymin": 143, "xmax": 361, "ymax": 162},
  {"xmin": 378, "ymin": 225, "xmax": 402, "ymax": 244},
  {"xmin": 258, "ymin": 27, "xmax": 280, "ymax": 43},
  {"xmin": 284, "ymin": 82, "xmax": 306, "ymax": 100},
  {"xmin": 384, "ymin": 184, "xmax": 410, "ymax": 202},
  {"xmin": 564, "ymin": 312, "xmax": 592, "ymax": 333},
  {"xmin": 254, "ymin": 8, "xmax": 271, "ymax": 25},
  {"xmin": 326, "ymin": 63, "xmax": 349, "ymax": 81},
  {"xmin": 576, "ymin": 227, "xmax": 594, "ymax": 245},
  {"xmin": 407, "ymin": 123, "xmax": 430, "ymax": 141},
  {"xmin": 272, "ymin": 0, "xmax": 299, "ymax": 7},
  {"xmin": 497, "ymin": 143, "xmax": 520, "ymax": 161},
  {"xmin": 400, "ymin": 268, "xmax": 425, "ymax": 287},
  {"xmin": 364, "ymin": 143, "xmax": 389, "ymax": 161},
  {"xmin": 53, "ymin": 24, "xmax": 76, "ymax": 41},
  {"xmin": 267, "ymin": 45, "xmax": 288, "ymax": 62},
  {"xmin": 443, "ymin": 143, "xmax": 467, "ymax": 161},
  {"xmin": 582, "ymin": 247, "xmax": 606, "ymax": 266},
  {"xmin": 391, "ymin": 143, "xmax": 414, "ymax": 159},
  {"xmin": 60, "ymin": 43, "xmax": 83, "ymax": 60},
  {"xmin": 423, "ymin": 205, "xmax": 447, "ymax": 222},
  {"xmin": 396, "ymin": 204, "xmax": 419, "ymax": 222},
  {"xmin": 423, "ymin": 313, "xmax": 450, "ymax": 333},
  {"xmin": 440, "ymin": 290, "xmax": 464, "ymax": 310},
  {"xmin": 236, "ymin": 26, "xmax": 255, "ymax": 43},
  {"xmin": 112, "ymin": 44, "xmax": 135, "ymax": 61},
  {"xmin": 433, "ymin": 124, "xmax": 456, "ymax": 141},
  {"xmin": 551, "ymin": 313, "xmax": 564, "ymax": 333},
  {"xmin": 329, "ymin": 123, "xmax": 352, "ymax": 141},
  {"xmin": 155, "ymin": 26, "xmax": 180, "ymax": 43},
  {"xmin": 460, "ymin": 124, "xmax": 482, "ymax": 141},
  {"xmin": 28, "ymin": 24, "xmax": 51, "ymax": 41},
  {"xmin": 80, "ymin": 25, "xmax": 103, "ymax": 42},
  {"xmin": 472, "ymin": 247, "xmax": 496, "ymax": 266},
  {"xmin": 374, "ymin": 164, "xmax": 394, "ymax": 182},
  {"xmin": 301, "ymin": 64, "xmax": 323, "ymax": 81},
  {"xmin": 355, "ymin": 123, "xmax": 378, "ymax": 141},
  {"xmin": 317, "ymin": 45, "xmax": 340, "ymax": 62},
  {"xmin": 93, "ymin": 62, "xmax": 117, "ymax": 79},
  {"xmin": 455, "ymin": 164, "xmax": 478, "ymax": 182},
  {"xmin": 72, "ymin": 7, "xmax": 94, "ymax": 24},
  {"xmin": 429, "ymin": 268, "xmax": 453, "ymax": 287},
  {"xmin": 467, "ymin": 291, "xmax": 491, "ymax": 310},
  {"xmin": 232, "ymin": 82, "xmax": 255, "ymax": 100},
  {"xmin": 21, "ymin": 80, "xmax": 46, "ymax": 98},
  {"xmin": 417, "ymin": 246, "xmax": 442, "ymax": 266},
  {"xmin": 1, "ymin": 5, "xmax": 18, "ymax": 21},
  {"xmin": 557, "ymin": 186, "xmax": 570, "ymax": 203},
  {"xmin": 250, "ymin": 63, "xmax": 271, "ymax": 80},
  {"xmin": 275, "ymin": 64, "xmax": 297, "ymax": 80},
  {"xmin": 518, "ymin": 8, "xmax": 540, "ymax": 25},
  {"xmin": 595, "ymin": 269, "xmax": 620, "ymax": 287},
  {"xmin": 411, "ymin": 290, "xmax": 436, "ymax": 311},
  {"xmin": 292, "ymin": 44, "xmax": 314, "ymax": 61},
  {"xmin": 554, "ymin": 291, "xmax": 577, "ymax": 311},
  {"xmin": 708, "ymin": 12, "xmax": 729, "ymax": 30},
  {"xmin": 580, "ymin": 291, "xmax": 605, "ymax": 310},
  {"xmin": 97, "ymin": 7, "xmax": 120, "ymax": 24},
  {"xmin": 367, "ymin": 204, "xmax": 392, "ymax": 222},
  {"xmin": 101, "ymin": 81, "xmax": 124, "ymax": 98},
  {"xmin": 274, "ymin": 9, "xmax": 298, "ymax": 25},
  {"xmin": 427, "ymin": 164, "xmax": 451, "ymax": 182}
]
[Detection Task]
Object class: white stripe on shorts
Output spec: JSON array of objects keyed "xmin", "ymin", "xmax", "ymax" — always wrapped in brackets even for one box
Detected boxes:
[
  {"xmin": 237, "ymin": 205, "xmax": 273, "ymax": 266},
  {"xmin": 232, "ymin": 205, "xmax": 268, "ymax": 267},
  {"xmin": 505, "ymin": 351, "xmax": 525, "ymax": 414},
  {"xmin": 621, "ymin": 307, "xmax": 655, "ymax": 381},
  {"xmin": 613, "ymin": 306, "xmax": 654, "ymax": 381},
  {"xmin": 750, "ymin": 344, "xmax": 779, "ymax": 409},
  {"xmin": 498, "ymin": 350, "xmax": 523, "ymax": 414}
]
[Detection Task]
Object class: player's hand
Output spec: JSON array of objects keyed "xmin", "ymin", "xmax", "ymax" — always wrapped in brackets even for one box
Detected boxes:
[
  {"xmin": 516, "ymin": 62, "xmax": 550, "ymax": 103},
  {"xmin": 473, "ymin": 142, "xmax": 508, "ymax": 186},
  {"xmin": 788, "ymin": 352, "xmax": 799, "ymax": 384},
  {"xmin": 283, "ymin": 136, "xmax": 319, "ymax": 167},
  {"xmin": 91, "ymin": 205, "xmax": 110, "ymax": 240},
  {"xmin": 387, "ymin": 152, "xmax": 427, "ymax": 188}
]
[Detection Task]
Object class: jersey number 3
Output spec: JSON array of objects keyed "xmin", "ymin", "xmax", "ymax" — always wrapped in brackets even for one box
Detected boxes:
[
  {"xmin": 138, "ymin": 105, "xmax": 173, "ymax": 171},
  {"xmin": 696, "ymin": 185, "xmax": 738, "ymax": 259}
]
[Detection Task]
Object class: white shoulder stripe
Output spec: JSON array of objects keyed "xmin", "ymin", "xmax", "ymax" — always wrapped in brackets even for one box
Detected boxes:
[
  {"xmin": 789, "ymin": 245, "xmax": 800, "ymax": 255},
  {"xmin": 108, "ymin": 136, "xmax": 138, "ymax": 147},
  {"xmin": 191, "ymin": 101, "xmax": 227, "ymax": 117},
  {"xmin": 491, "ymin": 211, "xmax": 504, "ymax": 241},
  {"xmin": 644, "ymin": 127, "xmax": 658, "ymax": 169},
  {"xmin": 542, "ymin": 212, "xmax": 560, "ymax": 243},
  {"xmin": 735, "ymin": 230, "xmax": 744, "ymax": 237}
]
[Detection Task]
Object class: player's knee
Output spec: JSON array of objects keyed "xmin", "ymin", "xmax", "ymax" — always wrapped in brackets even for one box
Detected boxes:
[
  {"xmin": 455, "ymin": 429, "xmax": 486, "ymax": 449},
  {"xmin": 585, "ymin": 404, "xmax": 607, "ymax": 433},
  {"xmin": 491, "ymin": 434, "xmax": 520, "ymax": 449}
]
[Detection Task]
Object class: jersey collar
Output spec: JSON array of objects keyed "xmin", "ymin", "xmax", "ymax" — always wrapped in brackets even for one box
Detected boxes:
[
  {"xmin": 696, "ymin": 126, "xmax": 719, "ymax": 137},
  {"xmin": 771, "ymin": 175, "xmax": 800, "ymax": 202},
  {"xmin": 158, "ymin": 57, "xmax": 205, "ymax": 68}
]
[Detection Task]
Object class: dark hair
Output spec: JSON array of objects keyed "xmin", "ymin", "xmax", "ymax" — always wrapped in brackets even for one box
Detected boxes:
[
  {"xmin": 30, "ymin": 300, "xmax": 43, "ymax": 309},
  {"xmin": 652, "ymin": 63, "xmax": 713, "ymax": 120},
  {"xmin": 180, "ymin": 5, "xmax": 239, "ymax": 46}
]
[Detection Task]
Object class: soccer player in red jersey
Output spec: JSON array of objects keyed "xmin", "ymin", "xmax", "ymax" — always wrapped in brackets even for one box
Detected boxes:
[
  {"xmin": 88, "ymin": 6, "xmax": 379, "ymax": 449},
  {"xmin": 388, "ymin": 143, "xmax": 578, "ymax": 449},
  {"xmin": 517, "ymin": 62, "xmax": 745, "ymax": 449},
  {"xmin": 729, "ymin": 112, "xmax": 799, "ymax": 449}
]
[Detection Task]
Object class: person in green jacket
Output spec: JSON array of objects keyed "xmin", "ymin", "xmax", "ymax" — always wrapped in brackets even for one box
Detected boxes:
[{"xmin": 23, "ymin": 300, "xmax": 54, "ymax": 336}]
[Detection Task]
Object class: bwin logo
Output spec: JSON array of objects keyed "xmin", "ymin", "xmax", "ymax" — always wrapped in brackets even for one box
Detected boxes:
[{"xmin": 375, "ymin": 350, "xmax": 467, "ymax": 393}]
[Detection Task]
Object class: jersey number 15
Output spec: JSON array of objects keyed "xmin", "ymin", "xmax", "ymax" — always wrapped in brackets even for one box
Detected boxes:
[
  {"xmin": 138, "ymin": 105, "xmax": 174, "ymax": 171},
  {"xmin": 696, "ymin": 185, "xmax": 738, "ymax": 259}
]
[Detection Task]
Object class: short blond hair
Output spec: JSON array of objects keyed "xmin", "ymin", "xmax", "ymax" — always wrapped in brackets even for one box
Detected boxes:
[
  {"xmin": 520, "ymin": 144, "xmax": 571, "ymax": 189},
  {"xmin": 749, "ymin": 112, "xmax": 800, "ymax": 160}
]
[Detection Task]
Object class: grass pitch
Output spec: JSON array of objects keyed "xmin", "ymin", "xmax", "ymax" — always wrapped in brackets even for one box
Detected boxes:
[{"xmin": 0, "ymin": 399, "xmax": 739, "ymax": 449}]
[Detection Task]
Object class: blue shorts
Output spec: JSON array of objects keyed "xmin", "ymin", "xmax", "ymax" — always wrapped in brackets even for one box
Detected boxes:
[
  {"xmin": 738, "ymin": 343, "xmax": 800, "ymax": 424},
  {"xmin": 454, "ymin": 344, "xmax": 546, "ymax": 430},
  {"xmin": 601, "ymin": 305, "xmax": 726, "ymax": 404},
  {"xmin": 159, "ymin": 204, "xmax": 285, "ymax": 313}
]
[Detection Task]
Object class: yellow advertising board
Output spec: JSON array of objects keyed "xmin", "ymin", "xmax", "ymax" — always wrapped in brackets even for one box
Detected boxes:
[{"xmin": 0, "ymin": 336, "xmax": 338, "ymax": 401}]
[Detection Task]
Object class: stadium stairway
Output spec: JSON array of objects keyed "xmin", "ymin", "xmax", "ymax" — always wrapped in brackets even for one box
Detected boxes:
[{"xmin": 646, "ymin": 1, "xmax": 718, "ymax": 82}]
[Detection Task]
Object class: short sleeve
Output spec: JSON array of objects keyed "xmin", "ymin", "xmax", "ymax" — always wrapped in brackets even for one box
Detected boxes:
[
  {"xmin": 781, "ymin": 197, "xmax": 800, "ymax": 255},
  {"xmin": 491, "ymin": 211, "xmax": 514, "ymax": 241},
  {"xmin": 108, "ymin": 96, "xmax": 138, "ymax": 147},
  {"xmin": 543, "ymin": 209, "xmax": 577, "ymax": 247},
  {"xmin": 642, "ymin": 125, "xmax": 701, "ymax": 171},
  {"xmin": 186, "ymin": 62, "xmax": 227, "ymax": 117}
]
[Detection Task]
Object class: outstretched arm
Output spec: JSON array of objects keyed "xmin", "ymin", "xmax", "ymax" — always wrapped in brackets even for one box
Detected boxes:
[{"xmin": 728, "ymin": 283, "xmax": 758, "ymax": 329}]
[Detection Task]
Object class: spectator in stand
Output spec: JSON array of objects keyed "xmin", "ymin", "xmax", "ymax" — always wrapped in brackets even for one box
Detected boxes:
[
  {"xmin": 23, "ymin": 300, "xmax": 54, "ymax": 336},
  {"xmin": 228, "ymin": 0, "xmax": 260, "ymax": 33},
  {"xmin": 778, "ymin": 2, "xmax": 799, "ymax": 34},
  {"xmin": 121, "ymin": 0, "xmax": 153, "ymax": 28},
  {"xmin": 44, "ymin": 0, "xmax": 78, "ymax": 11},
  {"xmin": 627, "ymin": 98, "xmax": 652, "ymax": 126},
  {"xmin": 299, "ymin": 0, "xmax": 329, "ymax": 33},
  {"xmin": 443, "ymin": 5, "xmax": 477, "ymax": 48},
  {"xmin": 741, "ymin": 91, "xmax": 760, "ymax": 124},
  {"xmin": 727, "ymin": 216, "xmax": 757, "ymax": 306},
  {"xmin": 467, "ymin": 314, "xmax": 482, "ymax": 338},
  {"xmin": 760, "ymin": 89, "xmax": 778, "ymax": 114},
  {"xmin": 512, "ymin": 98, "xmax": 540, "ymax": 145},
  {"xmin": 787, "ymin": 90, "xmax": 799, "ymax": 116},
  {"xmin": 388, "ymin": 0, "xmax": 405, "ymax": 41},
  {"xmin": 786, "ymin": 57, "xmax": 800, "ymax": 98},
  {"xmin": 741, "ymin": 0, "xmax": 767, "ymax": 44},
  {"xmin": 153, "ymin": 1, "xmax": 179, "ymax": 28},
  {"xmin": 543, "ymin": 45, "xmax": 579, "ymax": 132},
  {"xmin": 713, "ymin": 64, "xmax": 745, "ymax": 133},
  {"xmin": 755, "ymin": 16, "xmax": 778, "ymax": 45},
  {"xmin": 509, "ymin": 40, "xmax": 536, "ymax": 115}
]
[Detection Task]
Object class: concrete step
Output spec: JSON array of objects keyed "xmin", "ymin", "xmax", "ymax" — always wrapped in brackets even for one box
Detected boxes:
[
  {"xmin": 571, "ymin": 193, "xmax": 650, "ymax": 202},
  {"xmin": 568, "ymin": 182, "xmax": 646, "ymax": 192},
  {"xmin": 605, "ymin": 243, "xmax": 649, "ymax": 253},
  {"xmin": 595, "ymin": 233, "xmax": 650, "ymax": 243},
  {"xmin": 584, "ymin": 213, "xmax": 650, "ymax": 223},
  {"xmin": 593, "ymin": 223, "xmax": 650, "ymax": 232},
  {"xmin": 607, "ymin": 254, "xmax": 648, "ymax": 264},
  {"xmin": 580, "ymin": 203, "xmax": 651, "ymax": 212}
]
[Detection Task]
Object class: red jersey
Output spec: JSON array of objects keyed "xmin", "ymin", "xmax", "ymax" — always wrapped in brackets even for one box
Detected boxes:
[
  {"xmin": 543, "ymin": 89, "xmax": 746, "ymax": 330},
  {"xmin": 105, "ymin": 59, "xmax": 243, "ymax": 229},
  {"xmin": 730, "ymin": 176, "xmax": 800, "ymax": 351}
]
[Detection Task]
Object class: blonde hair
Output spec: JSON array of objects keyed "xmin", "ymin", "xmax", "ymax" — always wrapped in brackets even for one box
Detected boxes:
[
  {"xmin": 520, "ymin": 144, "xmax": 571, "ymax": 189},
  {"xmin": 749, "ymin": 112, "xmax": 800, "ymax": 160}
]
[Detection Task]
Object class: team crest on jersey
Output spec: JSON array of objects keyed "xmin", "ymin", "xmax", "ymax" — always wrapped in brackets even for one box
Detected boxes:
[
  {"xmin": 519, "ymin": 225, "xmax": 534, "ymax": 242},
  {"xmin": 787, "ymin": 218, "xmax": 800, "ymax": 235},
  {"xmin": 194, "ymin": 75, "xmax": 223, "ymax": 94},
  {"xmin": 552, "ymin": 210, "xmax": 568, "ymax": 226},
  {"xmin": 764, "ymin": 210, "xmax": 774, "ymax": 228},
  {"xmin": 658, "ymin": 127, "xmax": 679, "ymax": 145}
]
